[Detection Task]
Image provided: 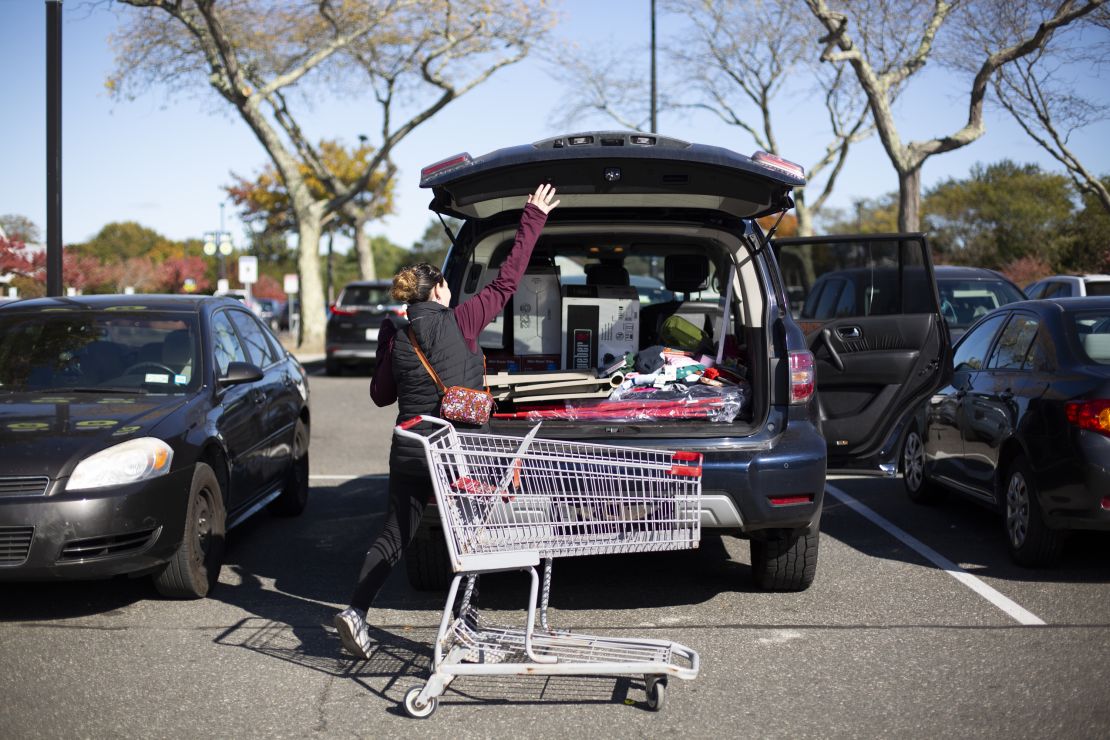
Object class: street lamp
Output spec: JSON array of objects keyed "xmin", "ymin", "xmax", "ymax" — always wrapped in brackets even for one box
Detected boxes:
[{"xmin": 202, "ymin": 203, "xmax": 234, "ymax": 285}]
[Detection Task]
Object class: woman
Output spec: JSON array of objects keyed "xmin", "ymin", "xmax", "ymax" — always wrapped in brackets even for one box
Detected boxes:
[{"xmin": 335, "ymin": 183, "xmax": 560, "ymax": 658}]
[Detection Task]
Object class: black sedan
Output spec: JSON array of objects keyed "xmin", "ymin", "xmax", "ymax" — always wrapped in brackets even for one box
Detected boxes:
[
  {"xmin": 903, "ymin": 297, "xmax": 1110, "ymax": 565},
  {"xmin": 0, "ymin": 295, "xmax": 310, "ymax": 597}
]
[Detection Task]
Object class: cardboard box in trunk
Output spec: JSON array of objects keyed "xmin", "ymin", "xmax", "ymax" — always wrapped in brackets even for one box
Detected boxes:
[
  {"xmin": 561, "ymin": 285, "xmax": 640, "ymax": 370},
  {"xmin": 513, "ymin": 268, "xmax": 561, "ymax": 355}
]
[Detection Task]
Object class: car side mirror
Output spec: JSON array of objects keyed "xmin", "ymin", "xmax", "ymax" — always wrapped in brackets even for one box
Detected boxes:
[{"xmin": 219, "ymin": 361, "xmax": 264, "ymax": 387}]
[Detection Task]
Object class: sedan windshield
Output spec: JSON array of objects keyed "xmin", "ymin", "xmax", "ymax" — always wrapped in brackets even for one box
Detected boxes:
[
  {"xmin": 937, "ymin": 279, "xmax": 1025, "ymax": 329},
  {"xmin": 0, "ymin": 311, "xmax": 201, "ymax": 393}
]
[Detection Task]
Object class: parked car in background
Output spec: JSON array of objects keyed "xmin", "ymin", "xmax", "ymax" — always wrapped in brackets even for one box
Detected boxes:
[
  {"xmin": 0, "ymin": 295, "xmax": 310, "ymax": 598},
  {"xmin": 254, "ymin": 297, "xmax": 282, "ymax": 331},
  {"xmin": 1026, "ymin": 274, "xmax": 1110, "ymax": 299},
  {"xmin": 902, "ymin": 297, "xmax": 1110, "ymax": 566},
  {"xmin": 325, "ymin": 280, "xmax": 404, "ymax": 376},
  {"xmin": 934, "ymin": 266, "xmax": 1026, "ymax": 341},
  {"xmin": 408, "ymin": 135, "xmax": 952, "ymax": 594}
]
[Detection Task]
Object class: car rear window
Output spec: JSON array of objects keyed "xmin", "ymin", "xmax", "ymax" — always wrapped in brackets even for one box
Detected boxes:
[
  {"xmin": 937, "ymin": 278, "xmax": 1025, "ymax": 329},
  {"xmin": 1073, "ymin": 311, "xmax": 1110, "ymax": 365},
  {"xmin": 339, "ymin": 285, "xmax": 394, "ymax": 306}
]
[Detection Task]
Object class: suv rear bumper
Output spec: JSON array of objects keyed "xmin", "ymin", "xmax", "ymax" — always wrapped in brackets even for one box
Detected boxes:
[{"xmin": 417, "ymin": 415, "xmax": 827, "ymax": 539}]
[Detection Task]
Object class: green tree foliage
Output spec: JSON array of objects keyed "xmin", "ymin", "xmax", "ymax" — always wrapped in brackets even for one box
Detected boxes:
[
  {"xmin": 1059, "ymin": 180, "xmax": 1110, "ymax": 273},
  {"xmin": 69, "ymin": 222, "xmax": 183, "ymax": 263},
  {"xmin": 924, "ymin": 161, "xmax": 1074, "ymax": 268}
]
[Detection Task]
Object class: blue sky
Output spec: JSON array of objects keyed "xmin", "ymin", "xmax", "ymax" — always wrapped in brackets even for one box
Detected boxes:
[{"xmin": 2, "ymin": 1, "xmax": 1108, "ymax": 252}]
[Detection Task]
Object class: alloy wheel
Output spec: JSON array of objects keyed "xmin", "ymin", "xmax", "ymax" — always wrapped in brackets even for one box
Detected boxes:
[{"xmin": 903, "ymin": 430, "xmax": 924, "ymax": 492}]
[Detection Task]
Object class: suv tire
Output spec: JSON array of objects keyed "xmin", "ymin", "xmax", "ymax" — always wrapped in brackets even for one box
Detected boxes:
[
  {"xmin": 750, "ymin": 526, "xmax": 819, "ymax": 592},
  {"xmin": 325, "ymin": 357, "xmax": 341, "ymax": 376},
  {"xmin": 406, "ymin": 530, "xmax": 451, "ymax": 591}
]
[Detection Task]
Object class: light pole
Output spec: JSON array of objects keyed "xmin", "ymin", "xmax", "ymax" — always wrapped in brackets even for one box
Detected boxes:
[{"xmin": 202, "ymin": 203, "xmax": 234, "ymax": 288}]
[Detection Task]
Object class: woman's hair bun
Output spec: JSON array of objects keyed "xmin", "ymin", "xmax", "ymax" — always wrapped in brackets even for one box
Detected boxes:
[{"xmin": 391, "ymin": 268, "xmax": 419, "ymax": 302}]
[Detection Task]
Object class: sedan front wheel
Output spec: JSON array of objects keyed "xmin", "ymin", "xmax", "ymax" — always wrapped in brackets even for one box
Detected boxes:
[{"xmin": 154, "ymin": 462, "xmax": 226, "ymax": 598}]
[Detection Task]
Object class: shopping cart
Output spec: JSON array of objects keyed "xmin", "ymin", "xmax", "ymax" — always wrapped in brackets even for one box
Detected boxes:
[{"xmin": 393, "ymin": 415, "xmax": 703, "ymax": 718}]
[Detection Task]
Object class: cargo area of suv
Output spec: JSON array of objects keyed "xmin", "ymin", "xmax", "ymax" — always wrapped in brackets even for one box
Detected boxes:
[{"xmin": 402, "ymin": 132, "xmax": 950, "ymax": 595}]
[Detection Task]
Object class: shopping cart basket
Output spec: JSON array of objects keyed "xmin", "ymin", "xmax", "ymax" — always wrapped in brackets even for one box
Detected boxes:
[{"xmin": 393, "ymin": 415, "xmax": 703, "ymax": 718}]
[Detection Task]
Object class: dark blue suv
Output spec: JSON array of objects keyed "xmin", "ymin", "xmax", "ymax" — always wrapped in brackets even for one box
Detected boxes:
[{"xmin": 407, "ymin": 132, "xmax": 951, "ymax": 592}]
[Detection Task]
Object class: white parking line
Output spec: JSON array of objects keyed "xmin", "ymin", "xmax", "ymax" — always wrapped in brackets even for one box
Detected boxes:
[
  {"xmin": 309, "ymin": 474, "xmax": 365, "ymax": 482},
  {"xmin": 825, "ymin": 483, "xmax": 1046, "ymax": 626}
]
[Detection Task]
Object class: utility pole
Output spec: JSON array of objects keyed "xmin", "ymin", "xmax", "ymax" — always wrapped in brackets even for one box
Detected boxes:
[
  {"xmin": 45, "ymin": 0, "xmax": 63, "ymax": 296},
  {"xmin": 650, "ymin": 0, "xmax": 657, "ymax": 134}
]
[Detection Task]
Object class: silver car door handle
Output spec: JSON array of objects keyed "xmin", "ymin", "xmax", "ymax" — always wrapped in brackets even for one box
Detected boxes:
[{"xmin": 836, "ymin": 325, "xmax": 862, "ymax": 339}]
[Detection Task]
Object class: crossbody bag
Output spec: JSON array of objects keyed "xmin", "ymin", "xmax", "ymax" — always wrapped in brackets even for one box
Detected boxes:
[{"xmin": 407, "ymin": 328, "xmax": 494, "ymax": 425}]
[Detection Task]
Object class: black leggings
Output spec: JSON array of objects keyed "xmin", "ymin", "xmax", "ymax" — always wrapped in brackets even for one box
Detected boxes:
[{"xmin": 349, "ymin": 470, "xmax": 434, "ymax": 611}]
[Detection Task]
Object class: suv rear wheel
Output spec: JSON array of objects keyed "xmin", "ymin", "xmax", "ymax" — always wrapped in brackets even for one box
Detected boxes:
[
  {"xmin": 750, "ymin": 525, "xmax": 819, "ymax": 591},
  {"xmin": 406, "ymin": 529, "xmax": 451, "ymax": 591},
  {"xmin": 902, "ymin": 422, "xmax": 943, "ymax": 504}
]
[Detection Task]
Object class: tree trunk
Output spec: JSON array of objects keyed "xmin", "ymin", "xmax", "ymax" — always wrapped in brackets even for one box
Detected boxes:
[
  {"xmin": 294, "ymin": 208, "xmax": 326, "ymax": 348},
  {"xmin": 897, "ymin": 167, "xmax": 923, "ymax": 233},
  {"xmin": 354, "ymin": 216, "xmax": 376, "ymax": 280},
  {"xmin": 794, "ymin": 191, "xmax": 815, "ymax": 237}
]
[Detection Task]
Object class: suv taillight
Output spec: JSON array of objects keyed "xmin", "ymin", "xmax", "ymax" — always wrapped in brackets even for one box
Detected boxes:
[
  {"xmin": 789, "ymin": 350, "xmax": 815, "ymax": 404},
  {"xmin": 1066, "ymin": 399, "xmax": 1110, "ymax": 437},
  {"xmin": 329, "ymin": 305, "xmax": 356, "ymax": 316}
]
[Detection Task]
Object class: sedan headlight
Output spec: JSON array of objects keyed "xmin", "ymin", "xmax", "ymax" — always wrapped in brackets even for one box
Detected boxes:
[{"xmin": 67, "ymin": 437, "xmax": 174, "ymax": 491}]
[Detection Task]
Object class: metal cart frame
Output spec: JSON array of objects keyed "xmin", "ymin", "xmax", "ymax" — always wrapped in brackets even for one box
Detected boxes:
[{"xmin": 393, "ymin": 415, "xmax": 703, "ymax": 718}]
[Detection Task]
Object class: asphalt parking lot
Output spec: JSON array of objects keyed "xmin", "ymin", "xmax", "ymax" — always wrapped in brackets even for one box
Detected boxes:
[{"xmin": 3, "ymin": 365, "xmax": 1110, "ymax": 738}]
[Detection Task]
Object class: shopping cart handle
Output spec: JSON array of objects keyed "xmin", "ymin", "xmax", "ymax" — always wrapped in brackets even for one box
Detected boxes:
[{"xmin": 398, "ymin": 416, "xmax": 424, "ymax": 430}]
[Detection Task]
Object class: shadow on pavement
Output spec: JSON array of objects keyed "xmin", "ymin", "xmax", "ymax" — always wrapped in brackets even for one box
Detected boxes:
[{"xmin": 825, "ymin": 477, "xmax": 1110, "ymax": 584}]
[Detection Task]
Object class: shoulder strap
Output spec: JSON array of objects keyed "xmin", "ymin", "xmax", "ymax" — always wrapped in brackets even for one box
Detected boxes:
[{"xmin": 407, "ymin": 327, "xmax": 446, "ymax": 394}]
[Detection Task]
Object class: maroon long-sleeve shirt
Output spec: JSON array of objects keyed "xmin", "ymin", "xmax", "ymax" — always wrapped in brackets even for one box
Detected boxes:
[{"xmin": 370, "ymin": 203, "xmax": 549, "ymax": 406}]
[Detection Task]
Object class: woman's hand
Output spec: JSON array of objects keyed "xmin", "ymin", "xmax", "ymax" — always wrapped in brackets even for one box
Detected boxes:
[{"xmin": 527, "ymin": 183, "xmax": 560, "ymax": 215}]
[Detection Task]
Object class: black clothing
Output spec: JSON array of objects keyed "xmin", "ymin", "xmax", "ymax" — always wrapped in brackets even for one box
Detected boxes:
[
  {"xmin": 349, "ymin": 471, "xmax": 434, "ymax": 611},
  {"xmin": 389, "ymin": 301, "xmax": 486, "ymax": 471}
]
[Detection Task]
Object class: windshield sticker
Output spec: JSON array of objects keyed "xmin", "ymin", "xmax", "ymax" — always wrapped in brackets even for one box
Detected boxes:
[
  {"xmin": 112, "ymin": 424, "xmax": 143, "ymax": 437},
  {"xmin": 174, "ymin": 374, "xmax": 187, "ymax": 385},
  {"xmin": 75, "ymin": 419, "xmax": 119, "ymax": 429},
  {"xmin": 145, "ymin": 373, "xmax": 170, "ymax": 384},
  {"xmin": 97, "ymin": 398, "xmax": 137, "ymax": 405},
  {"xmin": 31, "ymin": 397, "xmax": 75, "ymax": 404}
]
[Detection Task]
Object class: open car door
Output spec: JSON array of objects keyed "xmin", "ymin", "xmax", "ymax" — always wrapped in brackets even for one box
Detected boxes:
[{"xmin": 773, "ymin": 234, "xmax": 952, "ymax": 470}]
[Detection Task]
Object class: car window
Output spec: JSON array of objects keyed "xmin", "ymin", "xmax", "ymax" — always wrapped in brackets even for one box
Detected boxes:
[
  {"xmin": 1025, "ymin": 282, "xmax": 1044, "ymax": 300},
  {"xmin": 339, "ymin": 285, "xmax": 394, "ymax": 306},
  {"xmin": 1072, "ymin": 310, "xmax": 1110, "ymax": 365},
  {"xmin": 1024, "ymin": 335, "xmax": 1053, "ymax": 372},
  {"xmin": 988, "ymin": 315, "xmax": 1039, "ymax": 370},
  {"xmin": 228, "ymin": 310, "xmax": 277, "ymax": 367},
  {"xmin": 1044, "ymin": 282, "xmax": 1070, "ymax": 298},
  {"xmin": 0, "ymin": 311, "xmax": 200, "ymax": 393},
  {"xmin": 211, "ymin": 311, "xmax": 247, "ymax": 376},
  {"xmin": 779, "ymin": 236, "xmax": 935, "ymax": 320},
  {"xmin": 936, "ymin": 278, "xmax": 1024, "ymax": 330},
  {"xmin": 952, "ymin": 314, "xmax": 1008, "ymax": 372},
  {"xmin": 1085, "ymin": 282, "xmax": 1110, "ymax": 297}
]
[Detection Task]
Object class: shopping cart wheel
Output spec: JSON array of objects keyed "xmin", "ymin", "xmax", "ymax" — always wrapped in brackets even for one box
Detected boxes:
[
  {"xmin": 644, "ymin": 676, "xmax": 667, "ymax": 712},
  {"xmin": 403, "ymin": 687, "xmax": 438, "ymax": 719}
]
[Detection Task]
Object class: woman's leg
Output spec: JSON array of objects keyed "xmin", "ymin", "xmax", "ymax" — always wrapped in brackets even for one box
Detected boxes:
[{"xmin": 349, "ymin": 470, "xmax": 433, "ymax": 611}]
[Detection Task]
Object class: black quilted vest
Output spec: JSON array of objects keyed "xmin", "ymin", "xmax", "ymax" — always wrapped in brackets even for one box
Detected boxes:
[{"xmin": 390, "ymin": 301, "xmax": 486, "ymax": 472}]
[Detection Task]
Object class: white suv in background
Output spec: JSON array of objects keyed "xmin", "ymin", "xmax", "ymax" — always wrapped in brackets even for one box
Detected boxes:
[{"xmin": 1025, "ymin": 274, "xmax": 1110, "ymax": 299}]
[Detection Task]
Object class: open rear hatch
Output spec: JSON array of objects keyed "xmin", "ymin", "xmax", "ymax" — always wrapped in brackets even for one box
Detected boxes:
[
  {"xmin": 421, "ymin": 132, "xmax": 806, "ymax": 439},
  {"xmin": 420, "ymin": 131, "xmax": 803, "ymax": 221}
]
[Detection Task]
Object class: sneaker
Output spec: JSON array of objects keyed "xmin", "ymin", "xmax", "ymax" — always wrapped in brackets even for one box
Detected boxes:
[{"xmin": 334, "ymin": 607, "xmax": 373, "ymax": 659}]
